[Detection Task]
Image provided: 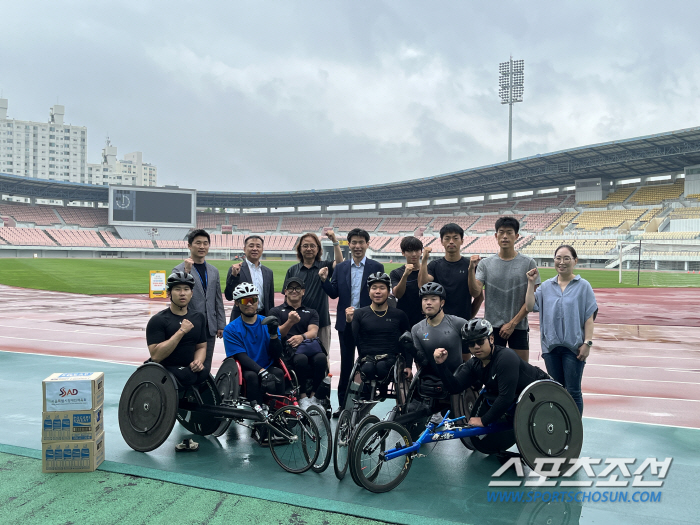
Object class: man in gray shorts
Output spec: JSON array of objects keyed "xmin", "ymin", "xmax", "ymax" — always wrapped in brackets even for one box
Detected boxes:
[{"xmin": 468, "ymin": 216, "xmax": 539, "ymax": 362}]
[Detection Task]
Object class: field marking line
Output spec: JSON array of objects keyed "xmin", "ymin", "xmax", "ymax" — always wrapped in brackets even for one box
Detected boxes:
[
  {"xmin": 0, "ymin": 335, "xmax": 142, "ymax": 350},
  {"xmin": 583, "ymin": 392, "xmax": 700, "ymax": 402},
  {"xmin": 0, "ymin": 349, "xmax": 138, "ymax": 366},
  {"xmin": 584, "ymin": 376, "xmax": 700, "ymax": 385},
  {"xmin": 583, "ymin": 415, "xmax": 700, "ymax": 431}
]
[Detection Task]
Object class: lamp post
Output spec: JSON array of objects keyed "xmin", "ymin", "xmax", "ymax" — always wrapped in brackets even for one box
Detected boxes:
[{"xmin": 499, "ymin": 57, "xmax": 524, "ymax": 161}]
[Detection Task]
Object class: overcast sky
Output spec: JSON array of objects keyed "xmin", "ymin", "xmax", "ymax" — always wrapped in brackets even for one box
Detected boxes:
[{"xmin": 2, "ymin": 1, "xmax": 699, "ymax": 192}]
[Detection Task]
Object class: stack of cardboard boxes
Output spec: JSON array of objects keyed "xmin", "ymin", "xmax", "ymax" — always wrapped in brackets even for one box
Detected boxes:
[{"xmin": 41, "ymin": 372, "xmax": 106, "ymax": 473}]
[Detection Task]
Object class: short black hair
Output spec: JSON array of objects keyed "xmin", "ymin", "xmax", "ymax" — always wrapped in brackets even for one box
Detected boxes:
[
  {"xmin": 495, "ymin": 216, "xmax": 520, "ymax": 234},
  {"xmin": 187, "ymin": 229, "xmax": 210, "ymax": 245},
  {"xmin": 439, "ymin": 223, "xmax": 464, "ymax": 239},
  {"xmin": 554, "ymin": 244, "xmax": 578, "ymax": 259},
  {"xmin": 347, "ymin": 228, "xmax": 370, "ymax": 243},
  {"xmin": 244, "ymin": 235, "xmax": 264, "ymax": 246},
  {"xmin": 400, "ymin": 236, "xmax": 423, "ymax": 252}
]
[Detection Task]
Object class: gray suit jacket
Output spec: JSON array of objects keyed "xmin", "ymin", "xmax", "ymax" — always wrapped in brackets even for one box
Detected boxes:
[
  {"xmin": 173, "ymin": 261, "xmax": 226, "ymax": 337},
  {"xmin": 224, "ymin": 262, "xmax": 275, "ymax": 322}
]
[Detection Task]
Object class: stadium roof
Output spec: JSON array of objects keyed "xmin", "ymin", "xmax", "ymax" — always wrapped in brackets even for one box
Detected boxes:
[{"xmin": 2, "ymin": 126, "xmax": 700, "ymax": 208}]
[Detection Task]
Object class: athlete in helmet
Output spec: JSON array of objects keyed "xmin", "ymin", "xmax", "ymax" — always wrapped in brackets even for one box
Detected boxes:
[
  {"xmin": 434, "ymin": 318, "xmax": 549, "ymax": 427},
  {"xmin": 222, "ymin": 282, "xmax": 284, "ymax": 421},
  {"xmin": 145, "ymin": 271, "xmax": 209, "ymax": 387},
  {"xmin": 349, "ymin": 272, "xmax": 412, "ymax": 387}
]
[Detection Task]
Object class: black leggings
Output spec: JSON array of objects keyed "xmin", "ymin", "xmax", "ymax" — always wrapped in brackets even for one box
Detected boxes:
[
  {"xmin": 291, "ymin": 353, "xmax": 328, "ymax": 395},
  {"xmin": 164, "ymin": 365, "xmax": 209, "ymax": 388},
  {"xmin": 243, "ymin": 366, "xmax": 284, "ymax": 405}
]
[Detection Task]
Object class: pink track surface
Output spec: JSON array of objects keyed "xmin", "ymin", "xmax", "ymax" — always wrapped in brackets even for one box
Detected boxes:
[{"xmin": 1, "ymin": 286, "xmax": 698, "ymax": 428}]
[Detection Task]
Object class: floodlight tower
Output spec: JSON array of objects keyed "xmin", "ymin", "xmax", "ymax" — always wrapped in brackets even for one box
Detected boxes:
[{"xmin": 499, "ymin": 57, "xmax": 524, "ymax": 161}]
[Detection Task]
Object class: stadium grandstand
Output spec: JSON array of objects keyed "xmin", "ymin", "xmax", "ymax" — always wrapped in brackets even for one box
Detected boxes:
[{"xmin": 2, "ymin": 127, "xmax": 700, "ymax": 271}]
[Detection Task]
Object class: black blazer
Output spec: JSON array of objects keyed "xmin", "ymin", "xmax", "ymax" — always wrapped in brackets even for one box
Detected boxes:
[
  {"xmin": 321, "ymin": 258, "xmax": 384, "ymax": 332},
  {"xmin": 225, "ymin": 262, "xmax": 275, "ymax": 322}
]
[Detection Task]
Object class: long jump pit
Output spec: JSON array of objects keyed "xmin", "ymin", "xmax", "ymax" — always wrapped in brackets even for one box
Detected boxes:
[{"xmin": 0, "ymin": 284, "xmax": 698, "ymax": 524}]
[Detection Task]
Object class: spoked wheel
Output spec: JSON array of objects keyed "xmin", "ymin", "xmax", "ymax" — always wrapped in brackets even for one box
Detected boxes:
[
  {"xmin": 333, "ymin": 409, "xmax": 352, "ymax": 480},
  {"xmin": 305, "ymin": 404, "xmax": 332, "ymax": 473},
  {"xmin": 349, "ymin": 414, "xmax": 380, "ymax": 486},
  {"xmin": 177, "ymin": 377, "xmax": 225, "ymax": 436},
  {"xmin": 268, "ymin": 405, "xmax": 320, "ymax": 474},
  {"xmin": 118, "ymin": 363, "xmax": 179, "ymax": 452},
  {"xmin": 452, "ymin": 387, "xmax": 478, "ymax": 450},
  {"xmin": 351, "ymin": 421, "xmax": 413, "ymax": 493},
  {"xmin": 514, "ymin": 380, "xmax": 583, "ymax": 472}
]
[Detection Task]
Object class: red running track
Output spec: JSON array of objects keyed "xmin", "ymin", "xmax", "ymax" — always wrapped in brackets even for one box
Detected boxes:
[{"xmin": 1, "ymin": 285, "xmax": 698, "ymax": 428}]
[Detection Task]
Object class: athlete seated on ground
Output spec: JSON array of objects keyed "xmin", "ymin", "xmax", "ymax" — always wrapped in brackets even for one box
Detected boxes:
[
  {"xmin": 145, "ymin": 271, "xmax": 209, "ymax": 387},
  {"xmin": 435, "ymin": 318, "xmax": 549, "ymax": 427},
  {"xmin": 269, "ymin": 276, "xmax": 327, "ymax": 411},
  {"xmin": 222, "ymin": 283, "xmax": 284, "ymax": 412},
  {"xmin": 349, "ymin": 272, "xmax": 412, "ymax": 392}
]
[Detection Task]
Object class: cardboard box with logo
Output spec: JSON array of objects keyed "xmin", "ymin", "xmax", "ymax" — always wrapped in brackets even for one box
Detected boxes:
[
  {"xmin": 42, "ymin": 432, "xmax": 105, "ymax": 473},
  {"xmin": 42, "ymin": 406, "xmax": 103, "ymax": 442},
  {"xmin": 43, "ymin": 372, "xmax": 104, "ymax": 412}
]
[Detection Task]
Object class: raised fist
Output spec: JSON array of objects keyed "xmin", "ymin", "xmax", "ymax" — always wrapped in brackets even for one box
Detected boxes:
[
  {"xmin": 469, "ymin": 254, "xmax": 481, "ymax": 269},
  {"xmin": 345, "ymin": 306, "xmax": 355, "ymax": 323},
  {"xmin": 325, "ymin": 229, "xmax": 337, "ymax": 242},
  {"xmin": 287, "ymin": 311, "xmax": 301, "ymax": 325},
  {"xmin": 422, "ymin": 247, "xmax": 432, "ymax": 259},
  {"xmin": 404, "ymin": 263, "xmax": 414, "ymax": 276},
  {"xmin": 526, "ymin": 267, "xmax": 539, "ymax": 283},
  {"xmin": 231, "ymin": 262, "xmax": 243, "ymax": 276},
  {"xmin": 261, "ymin": 316, "xmax": 280, "ymax": 335},
  {"xmin": 180, "ymin": 319, "xmax": 194, "ymax": 334},
  {"xmin": 434, "ymin": 347, "xmax": 448, "ymax": 365},
  {"xmin": 184, "ymin": 258, "xmax": 194, "ymax": 274},
  {"xmin": 318, "ymin": 267, "xmax": 329, "ymax": 282}
]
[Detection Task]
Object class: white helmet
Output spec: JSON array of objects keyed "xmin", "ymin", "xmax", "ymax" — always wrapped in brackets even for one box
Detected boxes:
[{"xmin": 232, "ymin": 282, "xmax": 260, "ymax": 301}]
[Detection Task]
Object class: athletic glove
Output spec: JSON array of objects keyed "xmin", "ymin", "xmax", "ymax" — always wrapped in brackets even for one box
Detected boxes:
[
  {"xmin": 398, "ymin": 331, "xmax": 418, "ymax": 357},
  {"xmin": 261, "ymin": 316, "xmax": 280, "ymax": 336},
  {"xmin": 258, "ymin": 368, "xmax": 281, "ymax": 392}
]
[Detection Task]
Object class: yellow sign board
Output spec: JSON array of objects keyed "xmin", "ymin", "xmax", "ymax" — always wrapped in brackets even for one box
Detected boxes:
[{"xmin": 149, "ymin": 270, "xmax": 167, "ymax": 298}]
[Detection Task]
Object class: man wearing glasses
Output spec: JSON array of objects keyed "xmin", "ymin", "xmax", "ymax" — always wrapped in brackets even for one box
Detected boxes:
[
  {"xmin": 435, "ymin": 318, "xmax": 549, "ymax": 428},
  {"xmin": 284, "ymin": 230, "xmax": 343, "ymax": 353},
  {"xmin": 173, "ymin": 229, "xmax": 226, "ymax": 373}
]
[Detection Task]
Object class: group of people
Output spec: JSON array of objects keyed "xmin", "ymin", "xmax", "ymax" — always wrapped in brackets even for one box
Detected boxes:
[{"xmin": 145, "ymin": 216, "xmax": 598, "ymax": 446}]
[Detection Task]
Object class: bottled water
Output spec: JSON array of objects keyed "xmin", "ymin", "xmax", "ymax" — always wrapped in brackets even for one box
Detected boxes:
[
  {"xmin": 62, "ymin": 417, "xmax": 71, "ymax": 441},
  {"xmin": 45, "ymin": 447, "xmax": 54, "ymax": 471},
  {"xmin": 44, "ymin": 416, "xmax": 53, "ymax": 441}
]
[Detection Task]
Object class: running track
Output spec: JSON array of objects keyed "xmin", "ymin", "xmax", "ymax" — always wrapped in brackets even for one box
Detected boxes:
[{"xmin": 1, "ymin": 285, "xmax": 698, "ymax": 428}]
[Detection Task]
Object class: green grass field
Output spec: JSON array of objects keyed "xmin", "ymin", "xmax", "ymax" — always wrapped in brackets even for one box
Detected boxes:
[{"xmin": 0, "ymin": 258, "xmax": 698, "ymax": 295}]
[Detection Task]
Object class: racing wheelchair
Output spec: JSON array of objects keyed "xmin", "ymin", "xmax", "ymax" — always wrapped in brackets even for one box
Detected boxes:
[
  {"xmin": 348, "ymin": 379, "xmax": 584, "ymax": 493},
  {"xmin": 213, "ymin": 355, "xmax": 332, "ymax": 473},
  {"xmin": 118, "ymin": 361, "xmax": 322, "ymax": 474}
]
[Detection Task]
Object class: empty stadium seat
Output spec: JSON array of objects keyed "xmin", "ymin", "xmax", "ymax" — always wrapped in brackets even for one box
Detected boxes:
[
  {"xmin": 628, "ymin": 180, "xmax": 684, "ymax": 205},
  {"xmin": 0, "ymin": 227, "xmax": 57, "ymax": 246},
  {"xmin": 57, "ymin": 207, "xmax": 109, "ymax": 228},
  {"xmin": 0, "ymin": 203, "xmax": 61, "ymax": 226}
]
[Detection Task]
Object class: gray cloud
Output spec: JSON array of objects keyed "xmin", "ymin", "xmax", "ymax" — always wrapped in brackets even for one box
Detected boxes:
[{"xmin": 2, "ymin": 1, "xmax": 699, "ymax": 193}]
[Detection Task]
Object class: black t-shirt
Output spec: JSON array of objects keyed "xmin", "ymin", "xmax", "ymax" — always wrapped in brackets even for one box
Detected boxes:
[
  {"xmin": 193, "ymin": 262, "xmax": 207, "ymax": 294},
  {"xmin": 427, "ymin": 257, "xmax": 474, "ymax": 320},
  {"xmin": 146, "ymin": 308, "xmax": 207, "ymax": 367},
  {"xmin": 269, "ymin": 302, "xmax": 320, "ymax": 345},
  {"xmin": 352, "ymin": 306, "xmax": 411, "ymax": 362},
  {"xmin": 390, "ymin": 266, "xmax": 424, "ymax": 327}
]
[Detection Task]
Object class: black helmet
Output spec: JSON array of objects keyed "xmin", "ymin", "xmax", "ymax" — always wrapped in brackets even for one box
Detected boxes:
[
  {"xmin": 419, "ymin": 282, "xmax": 446, "ymax": 299},
  {"xmin": 166, "ymin": 271, "xmax": 195, "ymax": 292},
  {"xmin": 461, "ymin": 318, "xmax": 493, "ymax": 344},
  {"xmin": 366, "ymin": 272, "xmax": 391, "ymax": 289}
]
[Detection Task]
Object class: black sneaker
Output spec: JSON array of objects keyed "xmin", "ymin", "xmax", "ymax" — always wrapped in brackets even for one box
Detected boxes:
[{"xmin": 332, "ymin": 406, "xmax": 342, "ymax": 419}]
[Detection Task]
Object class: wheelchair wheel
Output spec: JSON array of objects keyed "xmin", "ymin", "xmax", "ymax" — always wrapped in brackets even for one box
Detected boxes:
[
  {"xmin": 305, "ymin": 404, "xmax": 332, "ymax": 473},
  {"xmin": 118, "ymin": 363, "xmax": 179, "ymax": 452},
  {"xmin": 177, "ymin": 376, "xmax": 225, "ymax": 436},
  {"xmin": 393, "ymin": 354, "xmax": 410, "ymax": 407},
  {"xmin": 452, "ymin": 387, "xmax": 478, "ymax": 451},
  {"xmin": 351, "ymin": 421, "xmax": 413, "ymax": 493},
  {"xmin": 268, "ymin": 405, "xmax": 320, "ymax": 474},
  {"xmin": 349, "ymin": 414, "xmax": 380, "ymax": 486},
  {"xmin": 514, "ymin": 380, "xmax": 583, "ymax": 472},
  {"xmin": 469, "ymin": 393, "xmax": 516, "ymax": 455},
  {"xmin": 214, "ymin": 358, "xmax": 240, "ymax": 404},
  {"xmin": 333, "ymin": 409, "xmax": 352, "ymax": 480}
]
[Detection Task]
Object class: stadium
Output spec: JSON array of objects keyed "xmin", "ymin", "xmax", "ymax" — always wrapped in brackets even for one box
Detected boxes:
[{"xmin": 1, "ymin": 126, "xmax": 699, "ymax": 524}]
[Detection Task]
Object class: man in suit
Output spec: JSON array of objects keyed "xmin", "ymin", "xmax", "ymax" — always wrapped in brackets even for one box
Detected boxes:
[
  {"xmin": 320, "ymin": 227, "xmax": 384, "ymax": 416},
  {"xmin": 173, "ymin": 229, "xmax": 226, "ymax": 373},
  {"xmin": 224, "ymin": 235, "xmax": 275, "ymax": 322}
]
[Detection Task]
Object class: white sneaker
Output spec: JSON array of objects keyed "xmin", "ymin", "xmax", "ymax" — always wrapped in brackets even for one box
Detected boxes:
[
  {"xmin": 307, "ymin": 396, "xmax": 320, "ymax": 408},
  {"xmin": 299, "ymin": 397, "xmax": 311, "ymax": 410}
]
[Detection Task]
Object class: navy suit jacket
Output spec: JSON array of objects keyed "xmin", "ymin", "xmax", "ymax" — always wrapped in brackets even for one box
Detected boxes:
[{"xmin": 321, "ymin": 258, "xmax": 384, "ymax": 332}]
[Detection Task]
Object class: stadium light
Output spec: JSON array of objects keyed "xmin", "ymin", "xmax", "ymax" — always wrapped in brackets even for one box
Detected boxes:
[{"xmin": 499, "ymin": 56, "xmax": 524, "ymax": 161}]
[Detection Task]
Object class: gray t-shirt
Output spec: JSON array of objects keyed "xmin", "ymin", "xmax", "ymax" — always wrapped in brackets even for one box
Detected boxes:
[
  {"xmin": 475, "ymin": 253, "xmax": 539, "ymax": 330},
  {"xmin": 411, "ymin": 314, "xmax": 468, "ymax": 376}
]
